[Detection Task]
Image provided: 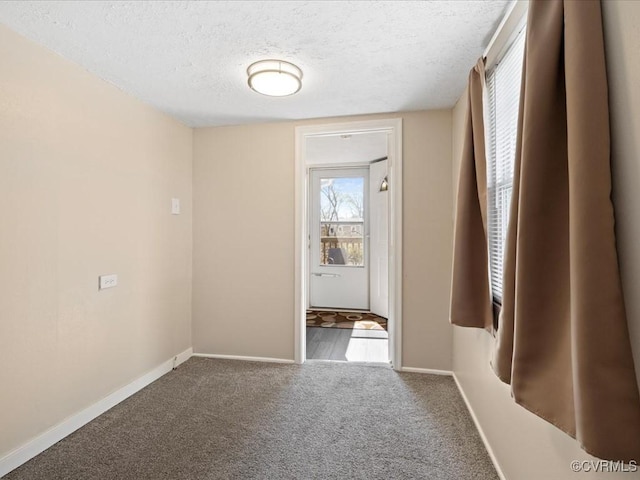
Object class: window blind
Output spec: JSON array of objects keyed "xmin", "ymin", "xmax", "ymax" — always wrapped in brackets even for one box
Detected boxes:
[{"xmin": 486, "ymin": 28, "xmax": 526, "ymax": 302}]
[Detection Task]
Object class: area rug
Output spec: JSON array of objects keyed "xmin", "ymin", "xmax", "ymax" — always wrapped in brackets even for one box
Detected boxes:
[{"xmin": 306, "ymin": 310, "xmax": 387, "ymax": 330}]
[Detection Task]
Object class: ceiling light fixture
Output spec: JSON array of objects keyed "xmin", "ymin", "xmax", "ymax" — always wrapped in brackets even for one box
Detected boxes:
[{"xmin": 247, "ymin": 59, "xmax": 303, "ymax": 97}]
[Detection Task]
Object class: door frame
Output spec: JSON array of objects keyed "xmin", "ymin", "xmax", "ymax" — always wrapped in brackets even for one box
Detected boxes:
[{"xmin": 294, "ymin": 118, "xmax": 403, "ymax": 369}]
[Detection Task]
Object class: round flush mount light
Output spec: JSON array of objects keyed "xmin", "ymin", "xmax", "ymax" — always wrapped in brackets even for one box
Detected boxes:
[{"xmin": 247, "ymin": 59, "xmax": 303, "ymax": 97}]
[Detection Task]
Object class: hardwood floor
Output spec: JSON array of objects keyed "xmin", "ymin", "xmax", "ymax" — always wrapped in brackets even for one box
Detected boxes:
[{"xmin": 306, "ymin": 327, "xmax": 389, "ymax": 363}]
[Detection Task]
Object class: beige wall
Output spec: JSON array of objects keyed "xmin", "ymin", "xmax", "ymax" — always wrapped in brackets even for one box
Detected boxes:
[
  {"xmin": 606, "ymin": 0, "xmax": 640, "ymax": 387},
  {"xmin": 0, "ymin": 24, "xmax": 193, "ymax": 460},
  {"xmin": 451, "ymin": 2, "xmax": 640, "ymax": 478},
  {"xmin": 192, "ymin": 110, "xmax": 454, "ymax": 370},
  {"xmin": 451, "ymin": 86, "xmax": 467, "ymax": 215}
]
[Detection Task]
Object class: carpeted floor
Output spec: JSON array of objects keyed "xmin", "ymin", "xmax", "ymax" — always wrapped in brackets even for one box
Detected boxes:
[
  {"xmin": 306, "ymin": 310, "xmax": 387, "ymax": 330},
  {"xmin": 3, "ymin": 358, "xmax": 498, "ymax": 480}
]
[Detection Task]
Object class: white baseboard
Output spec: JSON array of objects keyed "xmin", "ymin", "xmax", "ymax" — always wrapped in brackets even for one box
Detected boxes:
[
  {"xmin": 173, "ymin": 348, "xmax": 193, "ymax": 368},
  {"xmin": 0, "ymin": 347, "xmax": 193, "ymax": 478},
  {"xmin": 192, "ymin": 353, "xmax": 295, "ymax": 364},
  {"xmin": 452, "ymin": 373, "xmax": 506, "ymax": 480},
  {"xmin": 401, "ymin": 366, "xmax": 453, "ymax": 376}
]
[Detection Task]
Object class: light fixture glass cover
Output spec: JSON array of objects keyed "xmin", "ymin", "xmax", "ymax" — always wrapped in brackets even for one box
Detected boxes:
[{"xmin": 247, "ymin": 59, "xmax": 303, "ymax": 97}]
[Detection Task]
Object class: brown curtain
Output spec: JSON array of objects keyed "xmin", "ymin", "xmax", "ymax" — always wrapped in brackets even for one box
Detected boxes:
[
  {"xmin": 492, "ymin": 0, "xmax": 640, "ymax": 461},
  {"xmin": 450, "ymin": 59, "xmax": 493, "ymax": 330}
]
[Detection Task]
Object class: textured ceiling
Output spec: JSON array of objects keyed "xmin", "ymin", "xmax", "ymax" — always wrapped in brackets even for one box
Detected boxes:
[{"xmin": 0, "ymin": 0, "xmax": 511, "ymax": 127}]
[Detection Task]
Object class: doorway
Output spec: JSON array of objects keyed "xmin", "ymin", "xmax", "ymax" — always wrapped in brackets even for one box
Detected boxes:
[{"xmin": 294, "ymin": 118, "xmax": 403, "ymax": 369}]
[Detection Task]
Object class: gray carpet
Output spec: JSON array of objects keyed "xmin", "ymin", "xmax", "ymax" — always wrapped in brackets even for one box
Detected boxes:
[{"xmin": 4, "ymin": 358, "xmax": 498, "ymax": 480}]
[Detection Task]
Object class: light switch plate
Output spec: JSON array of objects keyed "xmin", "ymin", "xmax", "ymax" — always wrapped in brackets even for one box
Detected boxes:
[
  {"xmin": 99, "ymin": 274, "xmax": 118, "ymax": 290},
  {"xmin": 171, "ymin": 198, "xmax": 180, "ymax": 215}
]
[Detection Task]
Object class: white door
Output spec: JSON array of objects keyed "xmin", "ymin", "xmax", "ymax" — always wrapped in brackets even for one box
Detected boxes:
[
  {"xmin": 369, "ymin": 159, "xmax": 389, "ymax": 318},
  {"xmin": 309, "ymin": 168, "xmax": 369, "ymax": 310}
]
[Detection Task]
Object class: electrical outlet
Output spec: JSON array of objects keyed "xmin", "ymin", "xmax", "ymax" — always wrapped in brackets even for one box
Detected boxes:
[{"xmin": 99, "ymin": 274, "xmax": 118, "ymax": 290}]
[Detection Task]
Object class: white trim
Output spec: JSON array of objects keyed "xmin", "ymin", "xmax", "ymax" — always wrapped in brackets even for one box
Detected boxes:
[
  {"xmin": 389, "ymin": 119, "xmax": 403, "ymax": 371},
  {"xmin": 294, "ymin": 124, "xmax": 306, "ymax": 365},
  {"xmin": 0, "ymin": 347, "xmax": 193, "ymax": 478},
  {"xmin": 192, "ymin": 353, "xmax": 295, "ymax": 364},
  {"xmin": 174, "ymin": 348, "xmax": 194, "ymax": 367},
  {"xmin": 452, "ymin": 373, "xmax": 507, "ymax": 480},
  {"xmin": 295, "ymin": 118, "xmax": 403, "ymax": 370},
  {"xmin": 401, "ymin": 367, "xmax": 453, "ymax": 376},
  {"xmin": 294, "ymin": 119, "xmax": 401, "ymax": 138}
]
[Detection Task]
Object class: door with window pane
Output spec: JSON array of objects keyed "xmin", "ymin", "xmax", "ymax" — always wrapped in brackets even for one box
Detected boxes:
[{"xmin": 309, "ymin": 168, "xmax": 369, "ymax": 310}]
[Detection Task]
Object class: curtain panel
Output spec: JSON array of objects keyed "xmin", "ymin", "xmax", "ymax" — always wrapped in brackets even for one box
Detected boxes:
[
  {"xmin": 492, "ymin": 0, "xmax": 640, "ymax": 461},
  {"xmin": 450, "ymin": 58, "xmax": 493, "ymax": 330}
]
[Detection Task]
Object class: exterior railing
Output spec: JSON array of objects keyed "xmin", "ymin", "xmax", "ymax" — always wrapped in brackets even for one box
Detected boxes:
[{"xmin": 320, "ymin": 237, "xmax": 364, "ymax": 266}]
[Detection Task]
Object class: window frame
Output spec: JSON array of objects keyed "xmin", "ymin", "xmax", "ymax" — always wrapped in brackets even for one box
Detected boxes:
[{"xmin": 484, "ymin": 23, "xmax": 526, "ymax": 316}]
